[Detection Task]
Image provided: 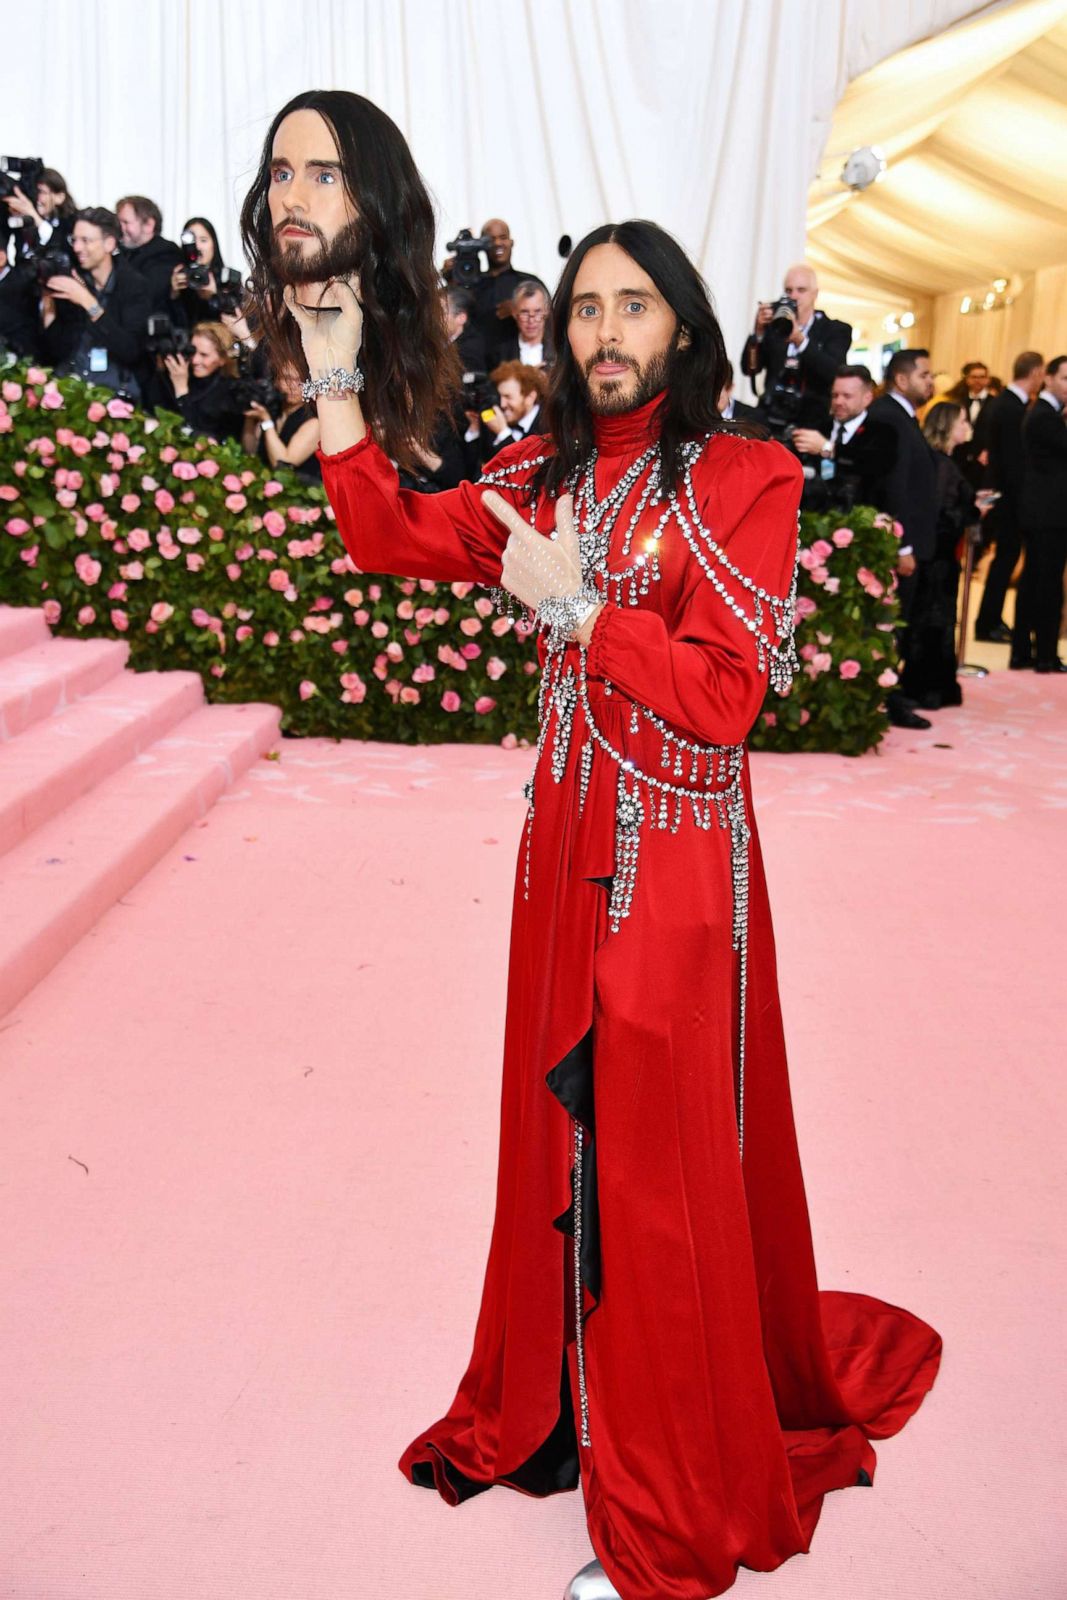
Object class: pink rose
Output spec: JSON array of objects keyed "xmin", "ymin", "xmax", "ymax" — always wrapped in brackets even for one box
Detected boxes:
[
  {"xmin": 810, "ymin": 539, "xmax": 833, "ymax": 561},
  {"xmin": 70, "ymin": 436, "xmax": 92, "ymax": 457},
  {"xmin": 459, "ymin": 617, "xmax": 482, "ymax": 636},
  {"xmin": 368, "ymin": 584, "xmax": 382, "ymax": 601},
  {"xmin": 172, "ymin": 461, "xmax": 198, "ymax": 481},
  {"xmin": 370, "ymin": 620, "xmax": 389, "ymax": 638},
  {"xmin": 794, "ymin": 595, "xmax": 818, "ymax": 619},
  {"xmin": 42, "ymin": 599, "xmax": 61, "ymax": 625},
  {"xmin": 268, "ymin": 568, "xmax": 291, "ymax": 591},
  {"xmin": 177, "ymin": 527, "xmax": 202, "ymax": 545},
  {"xmin": 877, "ymin": 668, "xmax": 899, "ymax": 688},
  {"xmin": 823, "ymin": 577, "xmax": 840, "ymax": 594},
  {"xmin": 151, "ymin": 602, "xmax": 175, "ymax": 624},
  {"xmin": 396, "ymin": 599, "xmax": 415, "ymax": 620},
  {"xmin": 225, "ymin": 493, "xmax": 247, "ymax": 513},
  {"xmin": 763, "ymin": 711, "xmax": 777, "ymax": 727},
  {"xmin": 126, "ymin": 527, "xmax": 151, "ymax": 551},
  {"xmin": 106, "ymin": 398, "xmax": 133, "ymax": 419},
  {"xmin": 86, "ymin": 402, "xmax": 106, "ymax": 423},
  {"xmin": 340, "ymin": 672, "xmax": 367, "ymax": 703},
  {"xmin": 832, "ymin": 527, "xmax": 854, "ymax": 547},
  {"xmin": 263, "ymin": 631, "xmax": 280, "ymax": 647},
  {"xmin": 385, "ymin": 641, "xmax": 404, "ymax": 663},
  {"xmin": 460, "ymin": 642, "xmax": 481, "ymax": 660},
  {"xmin": 474, "ymin": 696, "xmax": 497, "ymax": 714},
  {"xmin": 197, "ymin": 459, "xmax": 220, "ymax": 478},
  {"xmin": 412, "ymin": 664, "xmax": 436, "ymax": 683},
  {"xmin": 1, "ymin": 381, "xmax": 22, "ymax": 402},
  {"xmin": 41, "ymin": 388, "xmax": 64, "ymax": 410},
  {"xmin": 26, "ymin": 366, "xmax": 48, "ymax": 384},
  {"xmin": 120, "ymin": 494, "xmax": 141, "ymax": 513},
  {"xmin": 262, "ymin": 510, "xmax": 286, "ymax": 537},
  {"xmin": 298, "ymin": 680, "xmax": 317, "ymax": 701},
  {"xmin": 154, "ymin": 489, "xmax": 175, "ymax": 513},
  {"xmin": 77, "ymin": 605, "xmax": 96, "ymax": 625},
  {"xmin": 19, "ymin": 544, "xmax": 38, "ymax": 565},
  {"xmin": 839, "ymin": 659, "xmax": 861, "ymax": 679},
  {"xmin": 474, "ymin": 597, "xmax": 494, "ymax": 618},
  {"xmin": 798, "ymin": 548, "xmax": 820, "ymax": 571},
  {"xmin": 262, "ymin": 479, "xmax": 284, "ymax": 497},
  {"xmin": 190, "ymin": 607, "xmax": 211, "ymax": 627},
  {"xmin": 486, "ymin": 657, "xmax": 507, "ymax": 680},
  {"xmin": 353, "ymin": 609, "xmax": 370, "ymax": 627},
  {"xmin": 6, "ymin": 516, "xmax": 30, "ymax": 535},
  {"xmin": 441, "ymin": 690, "xmax": 462, "ymax": 712},
  {"xmin": 812, "ymin": 651, "xmax": 832, "ymax": 674},
  {"xmin": 450, "ymin": 581, "xmax": 474, "ymax": 599},
  {"xmin": 399, "ymin": 686, "xmax": 421, "ymax": 705},
  {"xmin": 810, "ymin": 565, "xmax": 829, "ymax": 585},
  {"xmin": 110, "ymin": 608, "xmax": 129, "ymax": 632},
  {"xmin": 491, "ymin": 616, "xmax": 513, "ymax": 636},
  {"xmin": 74, "ymin": 553, "xmax": 102, "ymax": 585}
]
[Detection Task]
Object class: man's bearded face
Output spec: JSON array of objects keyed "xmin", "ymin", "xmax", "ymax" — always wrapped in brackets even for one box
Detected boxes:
[
  {"xmin": 268, "ymin": 214, "xmax": 363, "ymax": 288},
  {"xmin": 567, "ymin": 243, "xmax": 683, "ymax": 416},
  {"xmin": 578, "ymin": 342, "xmax": 675, "ymax": 416}
]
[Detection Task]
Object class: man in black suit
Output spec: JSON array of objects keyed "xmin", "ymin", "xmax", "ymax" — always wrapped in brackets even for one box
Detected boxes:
[
  {"xmin": 470, "ymin": 218, "xmax": 547, "ymax": 356},
  {"xmin": 866, "ymin": 348, "xmax": 938, "ymax": 727},
  {"xmin": 0, "ymin": 257, "xmax": 41, "ymax": 359},
  {"xmin": 40, "ymin": 207, "xmax": 152, "ymax": 400},
  {"xmin": 1011, "ymin": 355, "xmax": 1067, "ymax": 673},
  {"xmin": 793, "ymin": 364, "xmax": 897, "ymax": 511},
  {"xmin": 490, "ymin": 280, "xmax": 555, "ymax": 369},
  {"xmin": 740, "ymin": 262, "xmax": 852, "ymax": 437},
  {"xmin": 443, "ymin": 285, "xmax": 489, "ymax": 375},
  {"xmin": 944, "ymin": 360, "xmax": 994, "ymax": 487},
  {"xmin": 116, "ymin": 194, "xmax": 183, "ymax": 317},
  {"xmin": 973, "ymin": 350, "xmax": 1044, "ymax": 642}
]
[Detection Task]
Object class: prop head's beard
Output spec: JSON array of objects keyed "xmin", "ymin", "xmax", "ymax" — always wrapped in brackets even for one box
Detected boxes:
[
  {"xmin": 268, "ymin": 216, "xmax": 364, "ymax": 287},
  {"xmin": 580, "ymin": 343, "xmax": 674, "ymax": 416}
]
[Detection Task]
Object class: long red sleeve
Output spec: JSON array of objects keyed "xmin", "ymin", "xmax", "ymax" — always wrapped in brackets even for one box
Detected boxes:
[
  {"xmin": 318, "ymin": 433, "xmax": 528, "ymax": 585},
  {"xmin": 585, "ymin": 438, "xmax": 802, "ymax": 746}
]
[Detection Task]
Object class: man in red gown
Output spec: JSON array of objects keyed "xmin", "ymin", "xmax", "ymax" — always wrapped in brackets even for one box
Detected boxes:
[{"xmin": 274, "ymin": 118, "xmax": 941, "ymax": 1597}]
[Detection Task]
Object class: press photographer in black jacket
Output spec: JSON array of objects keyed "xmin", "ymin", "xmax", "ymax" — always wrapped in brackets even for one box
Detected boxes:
[
  {"xmin": 1011, "ymin": 356, "xmax": 1067, "ymax": 672},
  {"xmin": 740, "ymin": 262, "xmax": 852, "ymax": 435},
  {"xmin": 973, "ymin": 350, "xmax": 1044, "ymax": 642},
  {"xmin": 168, "ymin": 216, "xmax": 229, "ymax": 330},
  {"xmin": 40, "ymin": 207, "xmax": 151, "ymax": 398},
  {"xmin": 161, "ymin": 320, "xmax": 245, "ymax": 443}
]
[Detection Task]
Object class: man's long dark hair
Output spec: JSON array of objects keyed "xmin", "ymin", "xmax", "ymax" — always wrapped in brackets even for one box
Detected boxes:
[
  {"xmin": 240, "ymin": 90, "xmax": 458, "ymax": 473},
  {"xmin": 533, "ymin": 220, "xmax": 730, "ymax": 502}
]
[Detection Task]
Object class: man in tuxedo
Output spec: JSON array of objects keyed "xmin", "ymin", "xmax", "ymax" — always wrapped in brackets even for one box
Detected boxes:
[
  {"xmin": 716, "ymin": 360, "xmax": 761, "ymax": 424},
  {"xmin": 973, "ymin": 350, "xmax": 1044, "ymax": 642},
  {"xmin": 944, "ymin": 360, "xmax": 994, "ymax": 487},
  {"xmin": 740, "ymin": 262, "xmax": 852, "ymax": 437},
  {"xmin": 1011, "ymin": 355, "xmax": 1067, "ymax": 672},
  {"xmin": 463, "ymin": 358, "xmax": 547, "ymax": 472},
  {"xmin": 470, "ymin": 218, "xmax": 547, "ymax": 355},
  {"xmin": 866, "ymin": 348, "xmax": 937, "ymax": 727},
  {"xmin": 793, "ymin": 364, "xmax": 897, "ymax": 511},
  {"xmin": 490, "ymin": 280, "xmax": 555, "ymax": 369}
]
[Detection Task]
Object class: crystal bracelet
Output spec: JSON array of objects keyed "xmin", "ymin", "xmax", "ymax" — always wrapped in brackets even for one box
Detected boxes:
[
  {"xmin": 301, "ymin": 366, "xmax": 365, "ymax": 403},
  {"xmin": 535, "ymin": 584, "xmax": 601, "ymax": 651}
]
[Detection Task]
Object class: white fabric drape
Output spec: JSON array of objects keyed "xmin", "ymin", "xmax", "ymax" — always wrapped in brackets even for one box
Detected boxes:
[{"xmin": 8, "ymin": 0, "xmax": 988, "ymax": 371}]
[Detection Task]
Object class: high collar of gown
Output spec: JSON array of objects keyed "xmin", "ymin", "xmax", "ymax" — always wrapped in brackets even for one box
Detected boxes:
[{"xmin": 591, "ymin": 391, "xmax": 667, "ymax": 459}]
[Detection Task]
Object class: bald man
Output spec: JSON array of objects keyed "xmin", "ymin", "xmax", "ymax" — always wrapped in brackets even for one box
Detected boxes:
[
  {"xmin": 741, "ymin": 262, "xmax": 852, "ymax": 442},
  {"xmin": 470, "ymin": 216, "xmax": 548, "ymax": 352}
]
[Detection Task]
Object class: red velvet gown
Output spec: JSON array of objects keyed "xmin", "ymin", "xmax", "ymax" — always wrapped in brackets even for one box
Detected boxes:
[{"xmin": 319, "ymin": 396, "xmax": 941, "ymax": 1600}]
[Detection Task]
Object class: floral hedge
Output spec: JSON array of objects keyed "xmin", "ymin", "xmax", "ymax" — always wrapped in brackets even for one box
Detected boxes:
[{"xmin": 0, "ymin": 360, "xmax": 900, "ymax": 754}]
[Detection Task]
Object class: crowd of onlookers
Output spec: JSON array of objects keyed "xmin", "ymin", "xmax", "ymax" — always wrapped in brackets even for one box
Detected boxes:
[{"xmin": 2, "ymin": 163, "xmax": 1063, "ymax": 694}]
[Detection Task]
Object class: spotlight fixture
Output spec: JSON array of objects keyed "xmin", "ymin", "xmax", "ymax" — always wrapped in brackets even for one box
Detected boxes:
[{"xmin": 840, "ymin": 146, "xmax": 887, "ymax": 191}]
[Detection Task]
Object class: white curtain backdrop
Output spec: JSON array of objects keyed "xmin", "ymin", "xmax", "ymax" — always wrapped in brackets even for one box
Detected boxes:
[{"xmin": 9, "ymin": 0, "xmax": 990, "ymax": 371}]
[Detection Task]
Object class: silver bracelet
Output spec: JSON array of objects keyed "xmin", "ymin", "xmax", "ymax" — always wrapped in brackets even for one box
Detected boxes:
[
  {"xmin": 535, "ymin": 584, "xmax": 601, "ymax": 651},
  {"xmin": 301, "ymin": 366, "xmax": 364, "ymax": 403}
]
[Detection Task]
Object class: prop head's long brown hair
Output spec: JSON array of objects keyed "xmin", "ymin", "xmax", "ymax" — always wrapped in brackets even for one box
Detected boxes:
[{"xmin": 240, "ymin": 89, "xmax": 458, "ymax": 473}]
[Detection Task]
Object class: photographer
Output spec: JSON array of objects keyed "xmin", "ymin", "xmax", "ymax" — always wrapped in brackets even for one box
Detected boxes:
[
  {"xmin": 792, "ymin": 365, "xmax": 897, "ymax": 511},
  {"xmin": 161, "ymin": 321, "xmax": 245, "ymax": 443},
  {"xmin": 116, "ymin": 194, "xmax": 183, "ymax": 315},
  {"xmin": 169, "ymin": 215, "xmax": 227, "ymax": 328},
  {"xmin": 468, "ymin": 218, "xmax": 546, "ymax": 352},
  {"xmin": 242, "ymin": 363, "xmax": 321, "ymax": 483},
  {"xmin": 40, "ymin": 207, "xmax": 151, "ymax": 399},
  {"xmin": 740, "ymin": 262, "xmax": 852, "ymax": 439},
  {"xmin": 0, "ymin": 256, "xmax": 40, "ymax": 359},
  {"xmin": 3, "ymin": 165, "xmax": 78, "ymax": 259},
  {"xmin": 463, "ymin": 359, "xmax": 547, "ymax": 470}
]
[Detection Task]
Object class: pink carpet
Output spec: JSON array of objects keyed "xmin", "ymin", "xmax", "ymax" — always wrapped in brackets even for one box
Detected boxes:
[{"xmin": 1, "ymin": 670, "xmax": 1064, "ymax": 1599}]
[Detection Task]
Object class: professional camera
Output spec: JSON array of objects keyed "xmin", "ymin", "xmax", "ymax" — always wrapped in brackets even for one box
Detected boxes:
[
  {"xmin": 766, "ymin": 294, "xmax": 798, "ymax": 336},
  {"xmin": 33, "ymin": 246, "xmax": 75, "ymax": 288},
  {"xmin": 761, "ymin": 368, "xmax": 803, "ymax": 443},
  {"xmin": 232, "ymin": 347, "xmax": 284, "ymax": 419},
  {"xmin": 215, "ymin": 266, "xmax": 245, "ymax": 315},
  {"xmin": 459, "ymin": 368, "xmax": 498, "ymax": 414},
  {"xmin": 179, "ymin": 229, "xmax": 210, "ymax": 289},
  {"xmin": 145, "ymin": 313, "xmax": 194, "ymax": 360},
  {"xmin": 0, "ymin": 155, "xmax": 43, "ymax": 203},
  {"xmin": 446, "ymin": 229, "xmax": 493, "ymax": 287}
]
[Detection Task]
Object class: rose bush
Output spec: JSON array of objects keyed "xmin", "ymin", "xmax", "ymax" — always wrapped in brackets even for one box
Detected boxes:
[{"xmin": 0, "ymin": 362, "xmax": 900, "ymax": 753}]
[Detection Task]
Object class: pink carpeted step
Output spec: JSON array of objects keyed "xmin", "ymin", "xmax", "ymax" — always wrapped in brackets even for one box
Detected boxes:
[
  {"xmin": 0, "ymin": 636, "xmax": 129, "ymax": 742},
  {"xmin": 0, "ymin": 606, "xmax": 51, "ymax": 662},
  {"xmin": 0, "ymin": 668, "xmax": 206, "ymax": 859},
  {"xmin": 0, "ymin": 700, "xmax": 282, "ymax": 1019}
]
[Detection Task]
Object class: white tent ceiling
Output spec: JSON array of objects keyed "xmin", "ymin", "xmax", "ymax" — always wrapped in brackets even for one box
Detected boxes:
[{"xmin": 808, "ymin": 0, "xmax": 1067, "ymax": 323}]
